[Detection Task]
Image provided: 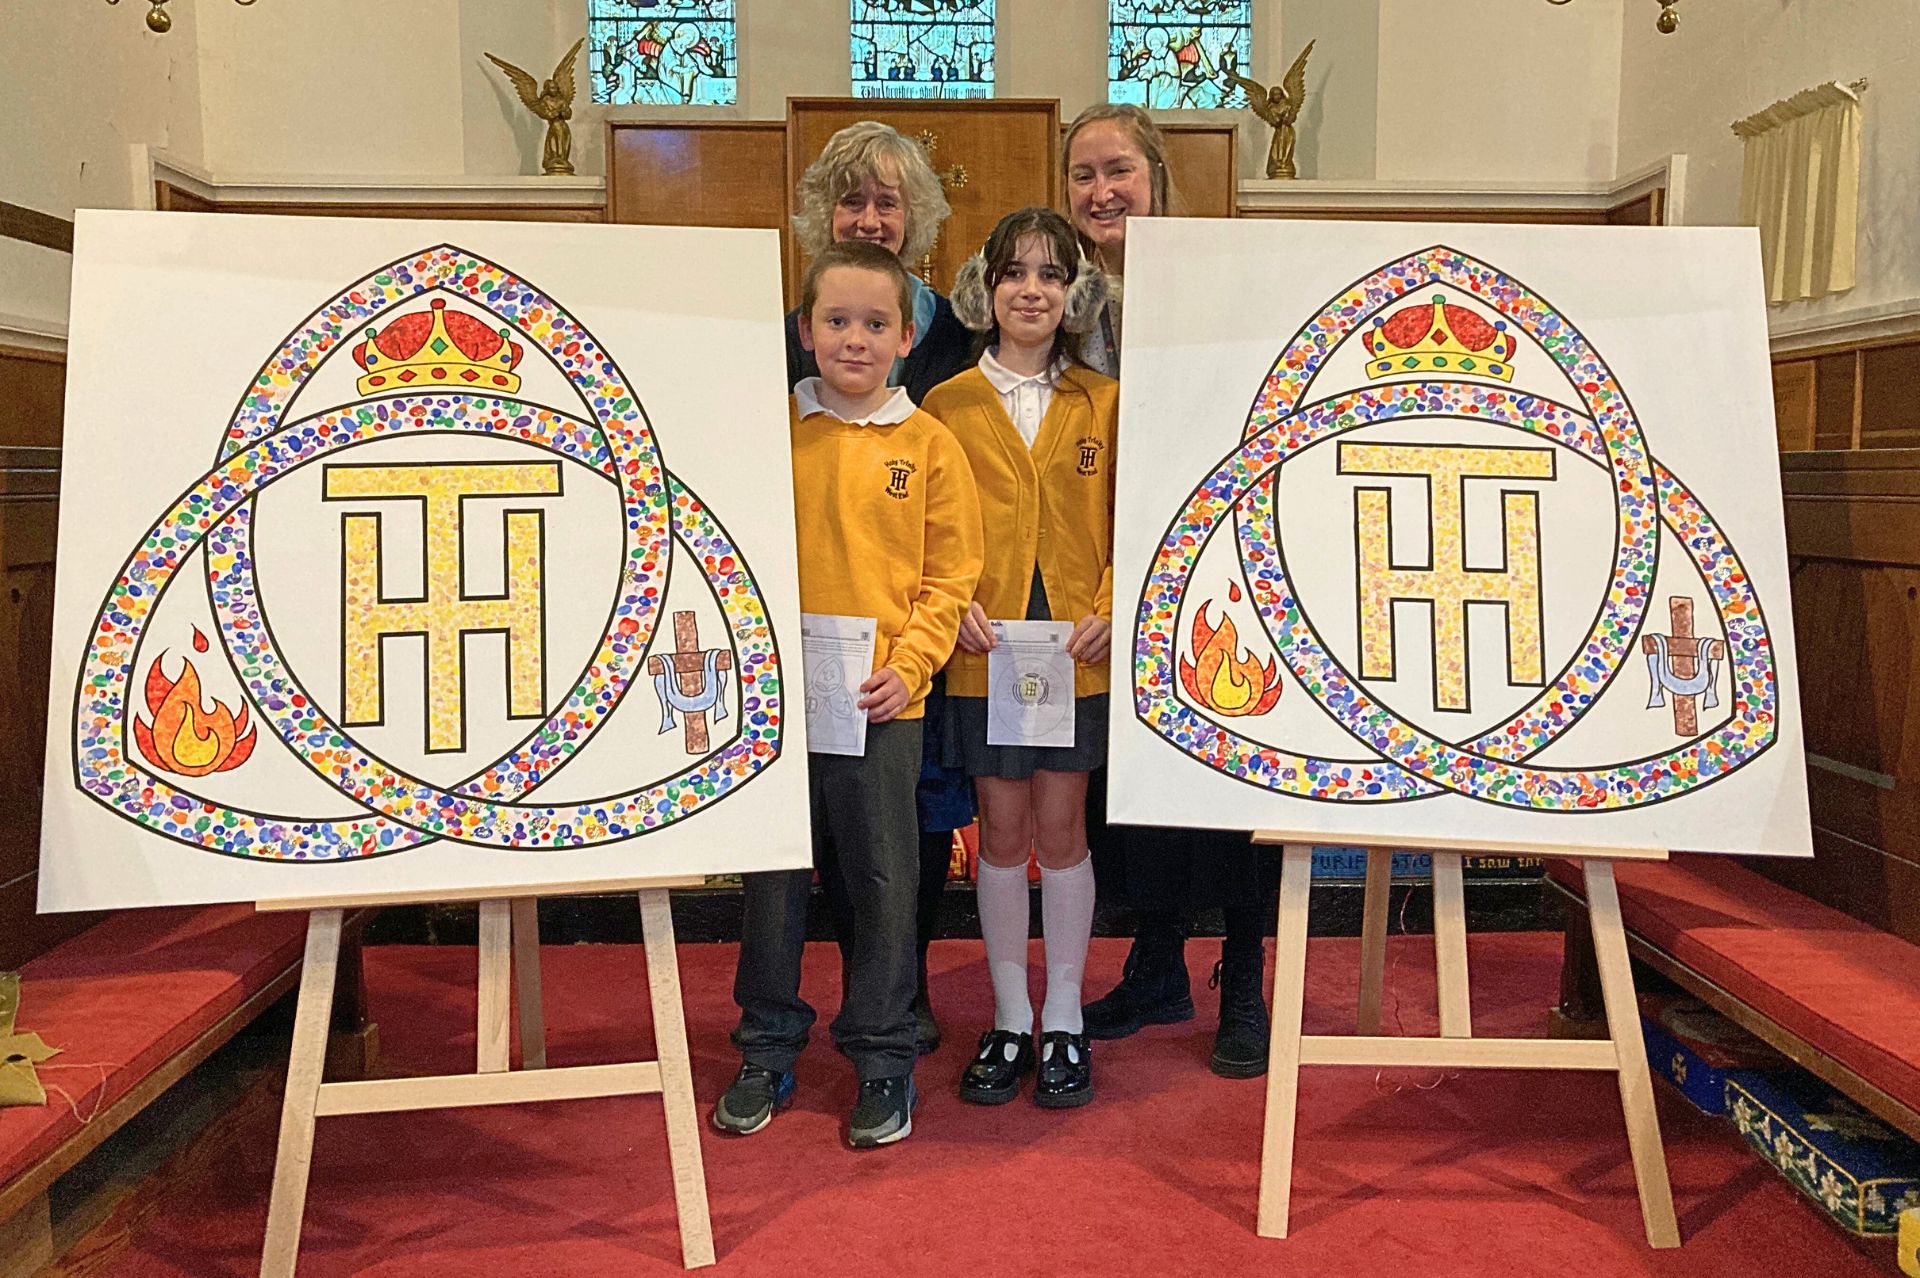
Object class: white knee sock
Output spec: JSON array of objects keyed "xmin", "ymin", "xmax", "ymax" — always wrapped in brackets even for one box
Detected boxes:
[
  {"xmin": 1039, "ymin": 854, "xmax": 1096, "ymax": 1035},
  {"xmin": 975, "ymin": 857, "xmax": 1034, "ymax": 1034}
]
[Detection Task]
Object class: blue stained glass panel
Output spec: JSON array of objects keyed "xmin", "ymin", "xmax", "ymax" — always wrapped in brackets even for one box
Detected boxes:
[
  {"xmin": 851, "ymin": 0, "xmax": 995, "ymax": 100},
  {"xmin": 589, "ymin": 1, "xmax": 737, "ymax": 106},
  {"xmin": 1108, "ymin": 0, "xmax": 1251, "ymax": 110}
]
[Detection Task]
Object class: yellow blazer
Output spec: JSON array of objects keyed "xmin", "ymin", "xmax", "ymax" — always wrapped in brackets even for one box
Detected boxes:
[
  {"xmin": 921, "ymin": 364, "xmax": 1118, "ymax": 698},
  {"xmin": 788, "ymin": 398, "xmax": 985, "ymax": 719}
]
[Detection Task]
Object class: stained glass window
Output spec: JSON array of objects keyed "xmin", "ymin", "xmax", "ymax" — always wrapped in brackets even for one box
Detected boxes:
[
  {"xmin": 1108, "ymin": 0, "xmax": 1251, "ymax": 110},
  {"xmin": 589, "ymin": 1, "xmax": 737, "ymax": 106},
  {"xmin": 851, "ymin": 1, "xmax": 995, "ymax": 100}
]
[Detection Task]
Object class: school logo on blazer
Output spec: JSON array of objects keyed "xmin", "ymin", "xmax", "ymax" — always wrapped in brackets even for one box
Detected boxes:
[
  {"xmin": 1075, "ymin": 435, "xmax": 1106, "ymax": 477},
  {"xmin": 882, "ymin": 456, "xmax": 917, "ymax": 500}
]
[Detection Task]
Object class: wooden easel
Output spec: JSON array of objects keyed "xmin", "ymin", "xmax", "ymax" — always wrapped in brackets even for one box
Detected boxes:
[
  {"xmin": 1250, "ymin": 833, "xmax": 1681, "ymax": 1249},
  {"xmin": 254, "ymin": 876, "xmax": 716, "ymax": 1276}
]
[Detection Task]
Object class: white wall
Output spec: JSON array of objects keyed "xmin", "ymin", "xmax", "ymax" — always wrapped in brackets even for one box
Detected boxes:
[
  {"xmin": 184, "ymin": 0, "xmax": 1375, "ymax": 185},
  {"xmin": 0, "ymin": 0, "xmax": 205, "ymax": 333},
  {"xmin": 1616, "ymin": 0, "xmax": 1920, "ymax": 328},
  {"xmin": 1375, "ymin": 0, "xmax": 1622, "ymax": 183}
]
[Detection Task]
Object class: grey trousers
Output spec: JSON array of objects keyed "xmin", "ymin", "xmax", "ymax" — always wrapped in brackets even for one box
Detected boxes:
[{"xmin": 731, "ymin": 718, "xmax": 923, "ymax": 1082}]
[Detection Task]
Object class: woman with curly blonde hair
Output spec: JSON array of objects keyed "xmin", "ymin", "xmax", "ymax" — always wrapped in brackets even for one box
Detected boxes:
[
  {"xmin": 783, "ymin": 121, "xmax": 980, "ymax": 1057},
  {"xmin": 785, "ymin": 120, "xmax": 976, "ymax": 403}
]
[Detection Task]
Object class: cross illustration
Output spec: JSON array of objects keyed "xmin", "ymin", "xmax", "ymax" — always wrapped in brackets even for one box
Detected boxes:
[
  {"xmin": 1641, "ymin": 597, "xmax": 1725, "ymax": 737},
  {"xmin": 647, "ymin": 611, "xmax": 734, "ymax": 754}
]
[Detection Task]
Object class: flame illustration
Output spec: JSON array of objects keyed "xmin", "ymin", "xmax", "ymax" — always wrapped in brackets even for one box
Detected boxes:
[
  {"xmin": 1179, "ymin": 600, "xmax": 1283, "ymax": 717},
  {"xmin": 132, "ymin": 627, "xmax": 257, "ymax": 776}
]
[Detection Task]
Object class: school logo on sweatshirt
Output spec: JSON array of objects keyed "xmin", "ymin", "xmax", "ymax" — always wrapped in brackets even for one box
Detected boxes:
[
  {"xmin": 1075, "ymin": 435, "xmax": 1106, "ymax": 477},
  {"xmin": 882, "ymin": 456, "xmax": 917, "ymax": 500}
]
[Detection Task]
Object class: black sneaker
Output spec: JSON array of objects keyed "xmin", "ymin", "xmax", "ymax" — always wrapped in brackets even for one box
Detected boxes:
[
  {"xmin": 1083, "ymin": 929, "xmax": 1194, "ymax": 1040},
  {"xmin": 1208, "ymin": 955, "xmax": 1271, "ymax": 1079},
  {"xmin": 847, "ymin": 1075, "xmax": 918, "ymax": 1148},
  {"xmin": 711, "ymin": 1063, "xmax": 796, "ymax": 1136}
]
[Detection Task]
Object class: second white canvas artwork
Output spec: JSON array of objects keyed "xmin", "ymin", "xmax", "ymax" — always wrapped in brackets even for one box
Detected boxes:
[{"xmin": 1107, "ymin": 219, "xmax": 1811, "ymax": 858}]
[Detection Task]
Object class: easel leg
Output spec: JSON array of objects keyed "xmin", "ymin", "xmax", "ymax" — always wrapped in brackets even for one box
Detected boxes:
[
  {"xmin": 1431, "ymin": 853, "xmax": 1471, "ymax": 1038},
  {"xmin": 260, "ymin": 909, "xmax": 344, "ymax": 1278},
  {"xmin": 1256, "ymin": 844, "xmax": 1313, "ymax": 1239},
  {"xmin": 1356, "ymin": 848, "xmax": 1391, "ymax": 1034},
  {"xmin": 1584, "ymin": 860, "xmax": 1681, "ymax": 1249},
  {"xmin": 639, "ymin": 888, "xmax": 716, "ymax": 1269},
  {"xmin": 511, "ymin": 897, "xmax": 547, "ymax": 1070},
  {"xmin": 477, "ymin": 899, "xmax": 512, "ymax": 1074}
]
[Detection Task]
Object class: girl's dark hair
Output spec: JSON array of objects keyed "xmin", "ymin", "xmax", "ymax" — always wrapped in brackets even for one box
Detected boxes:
[{"xmin": 973, "ymin": 206, "xmax": 1089, "ymax": 374}]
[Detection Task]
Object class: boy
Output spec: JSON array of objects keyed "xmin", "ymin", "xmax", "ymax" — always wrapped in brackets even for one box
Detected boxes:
[{"xmin": 718, "ymin": 240, "xmax": 983, "ymax": 1148}]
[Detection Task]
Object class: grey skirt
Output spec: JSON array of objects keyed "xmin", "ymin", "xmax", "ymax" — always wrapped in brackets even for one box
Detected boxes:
[{"xmin": 940, "ymin": 693, "xmax": 1109, "ymax": 781}]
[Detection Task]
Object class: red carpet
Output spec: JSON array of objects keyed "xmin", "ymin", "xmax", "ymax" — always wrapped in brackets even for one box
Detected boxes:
[{"xmin": 78, "ymin": 934, "xmax": 1881, "ymax": 1277}]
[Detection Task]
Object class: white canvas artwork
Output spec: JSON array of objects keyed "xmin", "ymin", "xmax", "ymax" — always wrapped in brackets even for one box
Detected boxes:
[
  {"xmin": 40, "ymin": 212, "xmax": 811, "ymax": 911},
  {"xmin": 1108, "ymin": 219, "xmax": 1811, "ymax": 857}
]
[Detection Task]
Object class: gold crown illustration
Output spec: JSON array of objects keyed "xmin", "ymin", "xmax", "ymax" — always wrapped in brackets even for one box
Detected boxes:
[
  {"xmin": 1362, "ymin": 295, "xmax": 1516, "ymax": 382},
  {"xmin": 352, "ymin": 298, "xmax": 524, "ymax": 395}
]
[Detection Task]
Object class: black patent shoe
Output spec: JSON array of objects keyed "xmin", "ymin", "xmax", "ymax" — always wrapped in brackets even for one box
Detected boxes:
[
  {"xmin": 958, "ymin": 1029, "xmax": 1033, "ymax": 1105},
  {"xmin": 1033, "ymin": 1030, "xmax": 1093, "ymax": 1109}
]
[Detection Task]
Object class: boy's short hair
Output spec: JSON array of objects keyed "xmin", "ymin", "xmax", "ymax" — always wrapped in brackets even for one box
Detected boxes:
[{"xmin": 800, "ymin": 240, "xmax": 916, "ymax": 331}]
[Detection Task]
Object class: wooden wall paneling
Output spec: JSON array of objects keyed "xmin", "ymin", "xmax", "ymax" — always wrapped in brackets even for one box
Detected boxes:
[
  {"xmin": 1604, "ymin": 189, "xmax": 1663, "ymax": 226},
  {"xmin": 1813, "ymin": 351, "xmax": 1858, "ymax": 450},
  {"xmin": 1766, "ymin": 449, "xmax": 1920, "ymax": 942},
  {"xmin": 1157, "ymin": 122, "xmax": 1238, "ymax": 218},
  {"xmin": 604, "ymin": 120, "xmax": 790, "ymax": 296},
  {"xmin": 0, "ymin": 348, "xmax": 99, "ymax": 967},
  {"xmin": 1860, "ymin": 340, "xmax": 1920, "ymax": 450},
  {"xmin": 788, "ymin": 98, "xmax": 1060, "ymax": 300},
  {"xmin": 154, "ymin": 181, "xmax": 217, "ymax": 214},
  {"xmin": 1772, "ymin": 359, "xmax": 1817, "ymax": 452},
  {"xmin": 0, "ymin": 201, "xmax": 75, "ymax": 253}
]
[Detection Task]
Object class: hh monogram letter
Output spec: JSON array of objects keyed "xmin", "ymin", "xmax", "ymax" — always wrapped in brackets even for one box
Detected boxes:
[
  {"xmin": 324, "ymin": 462, "xmax": 560, "ymax": 752},
  {"xmin": 1339, "ymin": 443, "xmax": 1554, "ymax": 712}
]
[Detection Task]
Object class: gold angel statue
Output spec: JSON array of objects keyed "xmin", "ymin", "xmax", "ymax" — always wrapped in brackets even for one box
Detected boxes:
[
  {"xmin": 1227, "ymin": 40, "xmax": 1315, "ymax": 180},
  {"xmin": 486, "ymin": 38, "xmax": 586, "ymax": 177}
]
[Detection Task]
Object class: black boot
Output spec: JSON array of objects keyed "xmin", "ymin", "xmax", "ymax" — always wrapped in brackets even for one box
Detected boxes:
[
  {"xmin": 1209, "ymin": 912, "xmax": 1269, "ymax": 1078},
  {"xmin": 1082, "ymin": 912, "xmax": 1193, "ymax": 1039}
]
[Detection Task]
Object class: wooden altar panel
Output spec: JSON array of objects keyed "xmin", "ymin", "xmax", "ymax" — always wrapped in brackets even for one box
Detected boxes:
[
  {"xmin": 0, "ymin": 345, "xmax": 102, "ymax": 965},
  {"xmin": 1763, "ymin": 449, "xmax": 1920, "ymax": 941},
  {"xmin": 788, "ymin": 98, "xmax": 1060, "ymax": 298},
  {"xmin": 606, "ymin": 120, "xmax": 788, "ymax": 232}
]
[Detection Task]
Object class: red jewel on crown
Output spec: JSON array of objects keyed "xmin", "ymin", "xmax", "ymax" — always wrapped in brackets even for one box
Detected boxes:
[
  {"xmin": 1362, "ymin": 294, "xmax": 1517, "ymax": 383},
  {"xmin": 352, "ymin": 297, "xmax": 525, "ymax": 396}
]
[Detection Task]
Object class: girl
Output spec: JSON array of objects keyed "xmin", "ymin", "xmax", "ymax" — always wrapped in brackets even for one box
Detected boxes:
[
  {"xmin": 922, "ymin": 208, "xmax": 1116, "ymax": 1107},
  {"xmin": 1062, "ymin": 103, "xmax": 1273, "ymax": 1082}
]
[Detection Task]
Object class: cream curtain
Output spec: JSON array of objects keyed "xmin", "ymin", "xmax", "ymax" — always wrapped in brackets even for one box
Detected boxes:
[{"xmin": 1733, "ymin": 81, "xmax": 1863, "ymax": 304}]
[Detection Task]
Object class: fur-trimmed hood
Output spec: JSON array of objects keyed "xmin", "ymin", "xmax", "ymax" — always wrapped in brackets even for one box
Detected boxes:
[{"xmin": 950, "ymin": 249, "xmax": 1110, "ymax": 335}]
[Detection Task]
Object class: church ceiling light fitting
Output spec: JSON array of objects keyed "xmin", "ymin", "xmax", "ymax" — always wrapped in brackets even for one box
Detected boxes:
[
  {"xmin": 1547, "ymin": 0, "xmax": 1680, "ymax": 35},
  {"xmin": 105, "ymin": 0, "xmax": 255, "ymax": 36}
]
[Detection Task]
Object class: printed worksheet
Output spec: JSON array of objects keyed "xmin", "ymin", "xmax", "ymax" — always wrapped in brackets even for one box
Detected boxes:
[
  {"xmin": 987, "ymin": 620, "xmax": 1076, "ymax": 748},
  {"xmin": 800, "ymin": 613, "xmax": 876, "ymax": 757}
]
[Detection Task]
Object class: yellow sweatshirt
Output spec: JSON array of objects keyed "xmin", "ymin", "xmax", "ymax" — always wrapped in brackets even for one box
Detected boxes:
[
  {"xmin": 920, "ymin": 365, "xmax": 1119, "ymax": 698},
  {"xmin": 788, "ymin": 396, "xmax": 985, "ymax": 719}
]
